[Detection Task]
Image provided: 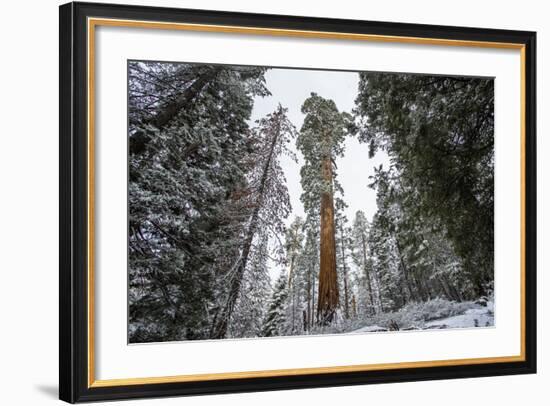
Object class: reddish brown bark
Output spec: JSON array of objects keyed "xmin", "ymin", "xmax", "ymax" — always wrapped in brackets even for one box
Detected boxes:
[{"xmin": 317, "ymin": 156, "xmax": 339, "ymax": 325}]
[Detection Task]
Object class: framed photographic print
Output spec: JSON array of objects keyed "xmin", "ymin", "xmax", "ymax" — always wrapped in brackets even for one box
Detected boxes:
[{"xmin": 59, "ymin": 1, "xmax": 537, "ymax": 403}]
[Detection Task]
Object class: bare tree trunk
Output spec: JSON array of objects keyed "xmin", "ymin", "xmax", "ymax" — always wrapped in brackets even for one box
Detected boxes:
[
  {"xmin": 360, "ymin": 233, "xmax": 376, "ymax": 315},
  {"xmin": 343, "ymin": 269, "xmax": 350, "ymax": 319},
  {"xmin": 394, "ymin": 237, "xmax": 419, "ymax": 303},
  {"xmin": 317, "ymin": 156, "xmax": 339, "ymax": 325},
  {"xmin": 287, "ymin": 255, "xmax": 296, "ymax": 287},
  {"xmin": 339, "ymin": 225, "xmax": 350, "ymax": 319},
  {"xmin": 438, "ymin": 275, "xmax": 454, "ymax": 301},
  {"xmin": 289, "ymin": 256, "xmax": 296, "ymax": 332},
  {"xmin": 305, "ymin": 270, "xmax": 312, "ymax": 331},
  {"xmin": 448, "ymin": 278, "xmax": 463, "ymax": 302},
  {"xmin": 311, "ymin": 268, "xmax": 316, "ymax": 328},
  {"xmin": 439, "ymin": 274, "xmax": 462, "ymax": 302}
]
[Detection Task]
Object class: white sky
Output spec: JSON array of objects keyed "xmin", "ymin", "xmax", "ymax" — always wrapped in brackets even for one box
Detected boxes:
[{"xmin": 249, "ymin": 68, "xmax": 390, "ymax": 282}]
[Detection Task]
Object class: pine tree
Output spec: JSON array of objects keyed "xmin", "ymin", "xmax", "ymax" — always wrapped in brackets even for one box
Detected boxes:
[
  {"xmin": 228, "ymin": 232, "xmax": 272, "ymax": 338},
  {"xmin": 261, "ymin": 272, "xmax": 289, "ymax": 337},
  {"xmin": 368, "ymin": 213, "xmax": 404, "ymax": 312},
  {"xmin": 284, "ymin": 216, "xmax": 306, "ymax": 333}
]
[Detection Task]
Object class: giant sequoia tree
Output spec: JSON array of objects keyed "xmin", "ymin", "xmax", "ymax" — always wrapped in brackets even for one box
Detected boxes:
[{"xmin": 297, "ymin": 93, "xmax": 350, "ymax": 324}]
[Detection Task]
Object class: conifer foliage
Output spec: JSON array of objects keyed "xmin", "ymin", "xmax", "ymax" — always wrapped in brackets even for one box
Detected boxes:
[{"xmin": 353, "ymin": 73, "xmax": 494, "ymax": 300}]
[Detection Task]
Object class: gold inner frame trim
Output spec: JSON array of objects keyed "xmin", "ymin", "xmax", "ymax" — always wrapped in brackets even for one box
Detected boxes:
[{"xmin": 87, "ymin": 17, "xmax": 527, "ymax": 388}]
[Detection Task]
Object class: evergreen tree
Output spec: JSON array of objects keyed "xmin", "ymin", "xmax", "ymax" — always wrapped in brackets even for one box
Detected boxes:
[
  {"xmin": 368, "ymin": 213, "xmax": 404, "ymax": 312},
  {"xmin": 335, "ymin": 211, "xmax": 352, "ymax": 319},
  {"xmin": 128, "ymin": 61, "xmax": 269, "ymax": 342},
  {"xmin": 261, "ymin": 272, "xmax": 289, "ymax": 337},
  {"xmin": 229, "ymin": 232, "xmax": 272, "ymax": 338},
  {"xmin": 284, "ymin": 216, "xmax": 306, "ymax": 333},
  {"xmin": 297, "ymin": 93, "xmax": 351, "ymax": 325},
  {"xmin": 350, "ymin": 211, "xmax": 379, "ymax": 315},
  {"xmin": 367, "ymin": 163, "xmax": 470, "ymax": 309},
  {"xmin": 297, "ymin": 222, "xmax": 320, "ymax": 330},
  {"xmin": 354, "ymin": 73, "xmax": 494, "ymax": 297}
]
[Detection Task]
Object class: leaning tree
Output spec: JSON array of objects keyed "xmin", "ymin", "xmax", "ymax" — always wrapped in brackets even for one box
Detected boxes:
[{"xmin": 210, "ymin": 105, "xmax": 296, "ymax": 339}]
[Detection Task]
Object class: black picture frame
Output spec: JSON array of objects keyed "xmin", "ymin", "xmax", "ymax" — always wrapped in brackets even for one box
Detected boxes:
[{"xmin": 59, "ymin": 1, "xmax": 537, "ymax": 403}]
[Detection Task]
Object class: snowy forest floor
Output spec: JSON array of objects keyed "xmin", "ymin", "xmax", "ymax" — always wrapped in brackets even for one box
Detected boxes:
[{"xmin": 306, "ymin": 298, "xmax": 494, "ymax": 336}]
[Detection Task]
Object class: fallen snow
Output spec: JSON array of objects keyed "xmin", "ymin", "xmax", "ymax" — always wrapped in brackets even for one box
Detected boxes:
[
  {"xmin": 425, "ymin": 306, "xmax": 494, "ymax": 329},
  {"xmin": 352, "ymin": 325, "xmax": 387, "ymax": 333},
  {"xmin": 351, "ymin": 302, "xmax": 494, "ymax": 333}
]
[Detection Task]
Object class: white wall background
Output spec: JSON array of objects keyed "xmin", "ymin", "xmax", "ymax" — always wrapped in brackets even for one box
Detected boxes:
[{"xmin": 0, "ymin": 0, "xmax": 546, "ymax": 404}]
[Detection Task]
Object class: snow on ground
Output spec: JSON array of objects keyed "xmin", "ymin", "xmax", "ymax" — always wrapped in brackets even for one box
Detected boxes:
[
  {"xmin": 424, "ymin": 306, "xmax": 494, "ymax": 329},
  {"xmin": 351, "ymin": 302, "xmax": 494, "ymax": 333},
  {"xmin": 353, "ymin": 325, "xmax": 388, "ymax": 333}
]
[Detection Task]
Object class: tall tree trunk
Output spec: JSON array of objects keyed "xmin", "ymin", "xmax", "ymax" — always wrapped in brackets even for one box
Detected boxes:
[
  {"xmin": 448, "ymin": 277, "xmax": 463, "ymax": 302},
  {"xmin": 339, "ymin": 226, "xmax": 350, "ymax": 319},
  {"xmin": 394, "ymin": 236, "xmax": 419, "ymax": 303},
  {"xmin": 288, "ymin": 254, "xmax": 296, "ymax": 332},
  {"xmin": 317, "ymin": 155, "xmax": 339, "ymax": 325},
  {"xmin": 305, "ymin": 269, "xmax": 312, "ymax": 331},
  {"xmin": 287, "ymin": 255, "xmax": 295, "ymax": 286},
  {"xmin": 360, "ymin": 232, "xmax": 376, "ymax": 315},
  {"xmin": 210, "ymin": 121, "xmax": 280, "ymax": 339},
  {"xmin": 439, "ymin": 273, "xmax": 462, "ymax": 302},
  {"xmin": 438, "ymin": 275, "xmax": 455, "ymax": 301},
  {"xmin": 311, "ymin": 267, "xmax": 316, "ymax": 328},
  {"xmin": 343, "ymin": 267, "xmax": 350, "ymax": 319}
]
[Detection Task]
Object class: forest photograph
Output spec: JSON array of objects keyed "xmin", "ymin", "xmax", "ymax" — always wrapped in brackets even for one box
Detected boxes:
[{"xmin": 128, "ymin": 60, "xmax": 495, "ymax": 344}]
